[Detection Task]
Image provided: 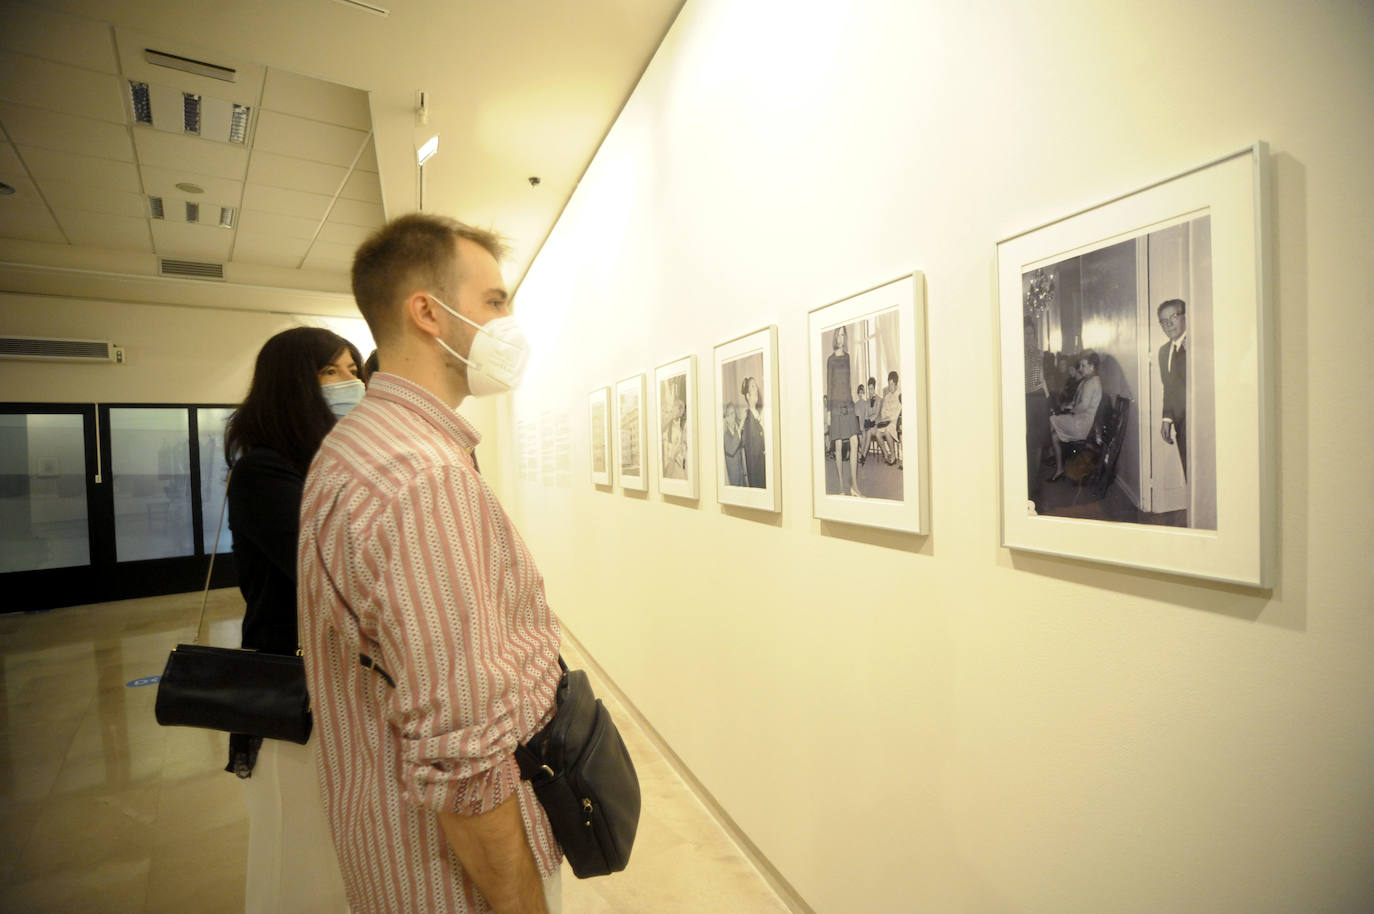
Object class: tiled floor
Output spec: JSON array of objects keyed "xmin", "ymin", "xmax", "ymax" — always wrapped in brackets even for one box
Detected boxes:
[{"xmin": 0, "ymin": 590, "xmax": 792, "ymax": 913}]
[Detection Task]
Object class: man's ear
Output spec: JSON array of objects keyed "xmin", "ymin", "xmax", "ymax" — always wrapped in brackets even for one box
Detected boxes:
[{"xmin": 405, "ymin": 290, "xmax": 441, "ymax": 338}]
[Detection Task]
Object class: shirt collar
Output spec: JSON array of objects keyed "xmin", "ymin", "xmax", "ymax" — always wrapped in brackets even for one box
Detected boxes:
[
  {"xmin": 1172, "ymin": 331, "xmax": 1188, "ymax": 350},
  {"xmin": 364, "ymin": 372, "xmax": 482, "ymax": 450}
]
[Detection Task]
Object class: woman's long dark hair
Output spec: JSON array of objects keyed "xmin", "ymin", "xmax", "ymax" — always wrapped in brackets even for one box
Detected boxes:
[{"xmin": 225, "ymin": 327, "xmax": 363, "ymax": 472}]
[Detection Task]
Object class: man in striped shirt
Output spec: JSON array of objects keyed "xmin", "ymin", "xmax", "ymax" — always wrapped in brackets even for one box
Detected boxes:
[{"xmin": 298, "ymin": 213, "xmax": 563, "ymax": 913}]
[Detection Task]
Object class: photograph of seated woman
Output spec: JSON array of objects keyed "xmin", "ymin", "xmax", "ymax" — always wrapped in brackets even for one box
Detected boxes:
[{"xmin": 1049, "ymin": 351, "xmax": 1102, "ymax": 481}]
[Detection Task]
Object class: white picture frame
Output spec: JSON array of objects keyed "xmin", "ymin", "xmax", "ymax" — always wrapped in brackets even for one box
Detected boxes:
[
  {"xmin": 996, "ymin": 142, "xmax": 1275, "ymax": 588},
  {"xmin": 654, "ymin": 354, "xmax": 699, "ymax": 500},
  {"xmin": 588, "ymin": 387, "xmax": 612, "ymax": 486},
  {"xmin": 808, "ymin": 273, "xmax": 929, "ymax": 534},
  {"xmin": 615, "ymin": 374, "xmax": 648, "ymax": 492},
  {"xmin": 714, "ymin": 326, "xmax": 781, "ymax": 512}
]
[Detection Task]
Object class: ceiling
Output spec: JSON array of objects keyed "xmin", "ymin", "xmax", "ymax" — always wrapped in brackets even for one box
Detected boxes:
[{"xmin": 0, "ymin": 0, "xmax": 685, "ymax": 316}]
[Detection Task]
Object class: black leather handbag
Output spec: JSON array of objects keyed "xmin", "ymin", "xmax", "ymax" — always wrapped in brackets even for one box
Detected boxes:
[
  {"xmin": 515, "ymin": 662, "xmax": 641, "ymax": 878},
  {"xmin": 153, "ymin": 470, "xmax": 313, "ymax": 745}
]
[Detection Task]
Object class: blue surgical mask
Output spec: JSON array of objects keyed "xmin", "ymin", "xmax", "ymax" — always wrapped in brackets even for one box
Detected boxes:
[{"xmin": 321, "ymin": 378, "xmax": 364, "ymax": 418}]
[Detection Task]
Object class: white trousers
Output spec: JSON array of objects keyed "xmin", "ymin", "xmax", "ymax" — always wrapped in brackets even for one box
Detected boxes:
[{"xmin": 241, "ymin": 737, "xmax": 351, "ymax": 914}]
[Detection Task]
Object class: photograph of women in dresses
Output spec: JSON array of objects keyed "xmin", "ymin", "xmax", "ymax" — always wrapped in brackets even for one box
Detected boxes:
[
  {"xmin": 659, "ymin": 373, "xmax": 688, "ymax": 481},
  {"xmin": 819, "ymin": 312, "xmax": 902, "ymax": 501},
  {"xmin": 719, "ymin": 351, "xmax": 765, "ymax": 488},
  {"xmin": 1022, "ymin": 214, "xmax": 1216, "ymax": 529}
]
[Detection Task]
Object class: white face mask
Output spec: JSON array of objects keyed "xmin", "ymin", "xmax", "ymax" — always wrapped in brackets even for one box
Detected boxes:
[
  {"xmin": 429, "ymin": 294, "xmax": 530, "ymax": 397},
  {"xmin": 320, "ymin": 378, "xmax": 365, "ymax": 418}
]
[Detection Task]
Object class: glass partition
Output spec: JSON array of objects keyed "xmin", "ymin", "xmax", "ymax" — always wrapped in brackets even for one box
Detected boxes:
[
  {"xmin": 197, "ymin": 407, "xmax": 234, "ymax": 554},
  {"xmin": 110, "ymin": 408, "xmax": 194, "ymax": 562},
  {"xmin": 0, "ymin": 413, "xmax": 90, "ymax": 574}
]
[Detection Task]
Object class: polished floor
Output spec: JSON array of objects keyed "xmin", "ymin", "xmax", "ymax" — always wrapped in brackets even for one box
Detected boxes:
[{"xmin": 0, "ymin": 589, "xmax": 792, "ymax": 913}]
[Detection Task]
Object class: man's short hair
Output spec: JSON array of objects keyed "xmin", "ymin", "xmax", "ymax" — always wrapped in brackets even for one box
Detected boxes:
[
  {"xmin": 1157, "ymin": 298, "xmax": 1186, "ymax": 318},
  {"xmin": 1080, "ymin": 350, "xmax": 1101, "ymax": 371},
  {"xmin": 887, "ymin": 370, "xmax": 899, "ymax": 385},
  {"xmin": 867, "ymin": 377, "xmax": 876, "ymax": 388},
  {"xmin": 351, "ymin": 213, "xmax": 509, "ymax": 343}
]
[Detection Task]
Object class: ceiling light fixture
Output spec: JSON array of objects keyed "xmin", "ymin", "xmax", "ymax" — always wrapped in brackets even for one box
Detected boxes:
[
  {"xmin": 149, "ymin": 196, "xmax": 164, "ymax": 218},
  {"xmin": 185, "ymin": 201, "xmax": 200, "ymax": 223},
  {"xmin": 0, "ymin": 182, "xmax": 16, "ymax": 196},
  {"xmin": 228, "ymin": 104, "xmax": 251, "ymax": 144},
  {"xmin": 176, "ymin": 183, "xmax": 204, "ymax": 194},
  {"xmin": 144, "ymin": 49, "xmax": 237, "ymax": 83},
  {"xmin": 183, "ymin": 93, "xmax": 202, "ymax": 135},
  {"xmin": 219, "ymin": 207, "xmax": 235, "ymax": 229},
  {"xmin": 129, "ymin": 81, "xmax": 153, "ymax": 124}
]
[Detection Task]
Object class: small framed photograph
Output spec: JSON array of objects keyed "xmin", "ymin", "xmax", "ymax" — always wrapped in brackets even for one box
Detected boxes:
[
  {"xmin": 654, "ymin": 355, "xmax": 699, "ymax": 500},
  {"xmin": 615, "ymin": 374, "xmax": 648, "ymax": 492},
  {"xmin": 808, "ymin": 273, "xmax": 928, "ymax": 534},
  {"xmin": 588, "ymin": 387, "xmax": 612, "ymax": 486},
  {"xmin": 996, "ymin": 142, "xmax": 1274, "ymax": 587},
  {"xmin": 714, "ymin": 326, "xmax": 781, "ymax": 512}
]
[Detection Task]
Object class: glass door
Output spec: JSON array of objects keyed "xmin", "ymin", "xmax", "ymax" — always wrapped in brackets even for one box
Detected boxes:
[{"xmin": 0, "ymin": 403, "xmax": 236, "ymax": 612}]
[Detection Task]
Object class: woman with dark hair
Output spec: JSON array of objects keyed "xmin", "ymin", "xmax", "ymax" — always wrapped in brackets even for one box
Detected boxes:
[
  {"xmin": 224, "ymin": 326, "xmax": 360, "ymax": 913},
  {"xmin": 825, "ymin": 325, "xmax": 862, "ymax": 497}
]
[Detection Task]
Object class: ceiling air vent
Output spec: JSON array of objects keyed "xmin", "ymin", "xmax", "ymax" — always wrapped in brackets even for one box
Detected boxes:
[
  {"xmin": 159, "ymin": 258, "xmax": 225, "ymax": 280},
  {"xmin": 0, "ymin": 336, "xmax": 122, "ymax": 363},
  {"xmin": 145, "ymin": 49, "xmax": 237, "ymax": 83}
]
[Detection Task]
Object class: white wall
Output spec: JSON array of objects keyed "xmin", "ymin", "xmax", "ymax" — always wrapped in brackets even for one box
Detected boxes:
[{"xmin": 501, "ymin": 1, "xmax": 1374, "ymax": 911}]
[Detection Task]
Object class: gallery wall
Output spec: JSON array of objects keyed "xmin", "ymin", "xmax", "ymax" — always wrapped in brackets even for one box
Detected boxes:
[{"xmin": 500, "ymin": 0, "xmax": 1374, "ymax": 911}]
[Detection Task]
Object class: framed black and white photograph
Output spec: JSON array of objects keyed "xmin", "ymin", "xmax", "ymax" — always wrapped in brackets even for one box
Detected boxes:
[
  {"xmin": 654, "ymin": 355, "xmax": 698, "ymax": 500},
  {"xmin": 588, "ymin": 387, "xmax": 612, "ymax": 486},
  {"xmin": 997, "ymin": 143, "xmax": 1274, "ymax": 587},
  {"xmin": 714, "ymin": 326, "xmax": 780, "ymax": 512},
  {"xmin": 616, "ymin": 374, "xmax": 647, "ymax": 492},
  {"xmin": 808, "ymin": 272, "xmax": 928, "ymax": 533}
]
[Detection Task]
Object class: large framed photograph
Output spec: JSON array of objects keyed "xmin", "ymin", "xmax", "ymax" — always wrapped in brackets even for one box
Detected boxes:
[
  {"xmin": 996, "ymin": 143, "xmax": 1274, "ymax": 587},
  {"xmin": 654, "ymin": 355, "xmax": 698, "ymax": 500},
  {"xmin": 588, "ymin": 387, "xmax": 612, "ymax": 486},
  {"xmin": 714, "ymin": 326, "xmax": 781, "ymax": 512},
  {"xmin": 808, "ymin": 273, "xmax": 929, "ymax": 534},
  {"xmin": 615, "ymin": 374, "xmax": 648, "ymax": 492}
]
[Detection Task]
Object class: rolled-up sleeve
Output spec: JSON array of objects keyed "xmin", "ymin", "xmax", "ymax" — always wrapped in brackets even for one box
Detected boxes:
[{"xmin": 372, "ymin": 466, "xmax": 536, "ymax": 816}]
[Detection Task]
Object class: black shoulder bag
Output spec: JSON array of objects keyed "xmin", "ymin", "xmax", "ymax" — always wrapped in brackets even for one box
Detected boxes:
[{"xmin": 154, "ymin": 469, "xmax": 313, "ymax": 744}]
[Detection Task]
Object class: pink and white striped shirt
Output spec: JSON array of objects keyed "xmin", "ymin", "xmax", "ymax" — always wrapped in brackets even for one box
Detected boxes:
[{"xmin": 298, "ymin": 372, "xmax": 562, "ymax": 914}]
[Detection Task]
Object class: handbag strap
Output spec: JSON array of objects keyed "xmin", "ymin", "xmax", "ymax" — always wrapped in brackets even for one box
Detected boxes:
[{"xmin": 191, "ymin": 466, "xmax": 233, "ymax": 646}]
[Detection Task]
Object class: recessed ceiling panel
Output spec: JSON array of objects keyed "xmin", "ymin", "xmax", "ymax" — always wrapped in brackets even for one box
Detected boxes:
[
  {"xmin": 317, "ymin": 220, "xmax": 373, "ymax": 248},
  {"xmin": 0, "ymin": 53, "xmax": 127, "ymax": 125},
  {"xmin": 0, "ymin": 103, "xmax": 135, "ymax": 162},
  {"xmin": 261, "ymin": 69, "xmax": 371, "ymax": 131},
  {"xmin": 236, "ymin": 208, "xmax": 323, "ymax": 242},
  {"xmin": 40, "ymin": 181, "xmax": 148, "ymax": 220},
  {"xmin": 230, "ymin": 231, "xmax": 312, "ymax": 269},
  {"xmin": 54, "ymin": 210, "xmax": 153, "ymax": 252},
  {"xmin": 151, "ymin": 220, "xmax": 234, "ymax": 261},
  {"xmin": 301, "ymin": 239, "xmax": 358, "ymax": 272},
  {"xmin": 133, "ymin": 129, "xmax": 249, "ymax": 180},
  {"xmin": 0, "ymin": 5, "xmax": 119, "ymax": 74},
  {"xmin": 246, "ymin": 151, "xmax": 349, "ymax": 197},
  {"xmin": 327, "ymin": 197, "xmax": 385, "ymax": 228},
  {"xmin": 20, "ymin": 146, "xmax": 142, "ymax": 194},
  {"xmin": 339, "ymin": 169, "xmax": 384, "ymax": 205},
  {"xmin": 253, "ymin": 109, "xmax": 369, "ymax": 168},
  {"xmin": 0, "ymin": 142, "xmax": 44, "ymax": 202},
  {"xmin": 0, "ymin": 204, "xmax": 67, "ymax": 244},
  {"xmin": 241, "ymin": 183, "xmax": 333, "ymax": 221},
  {"xmin": 139, "ymin": 165, "xmax": 242, "ymax": 205}
]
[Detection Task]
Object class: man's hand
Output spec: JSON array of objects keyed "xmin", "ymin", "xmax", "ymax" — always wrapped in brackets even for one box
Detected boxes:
[
  {"xmin": 439, "ymin": 795, "xmax": 549, "ymax": 914},
  {"xmin": 1160, "ymin": 420, "xmax": 1174, "ymax": 445}
]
